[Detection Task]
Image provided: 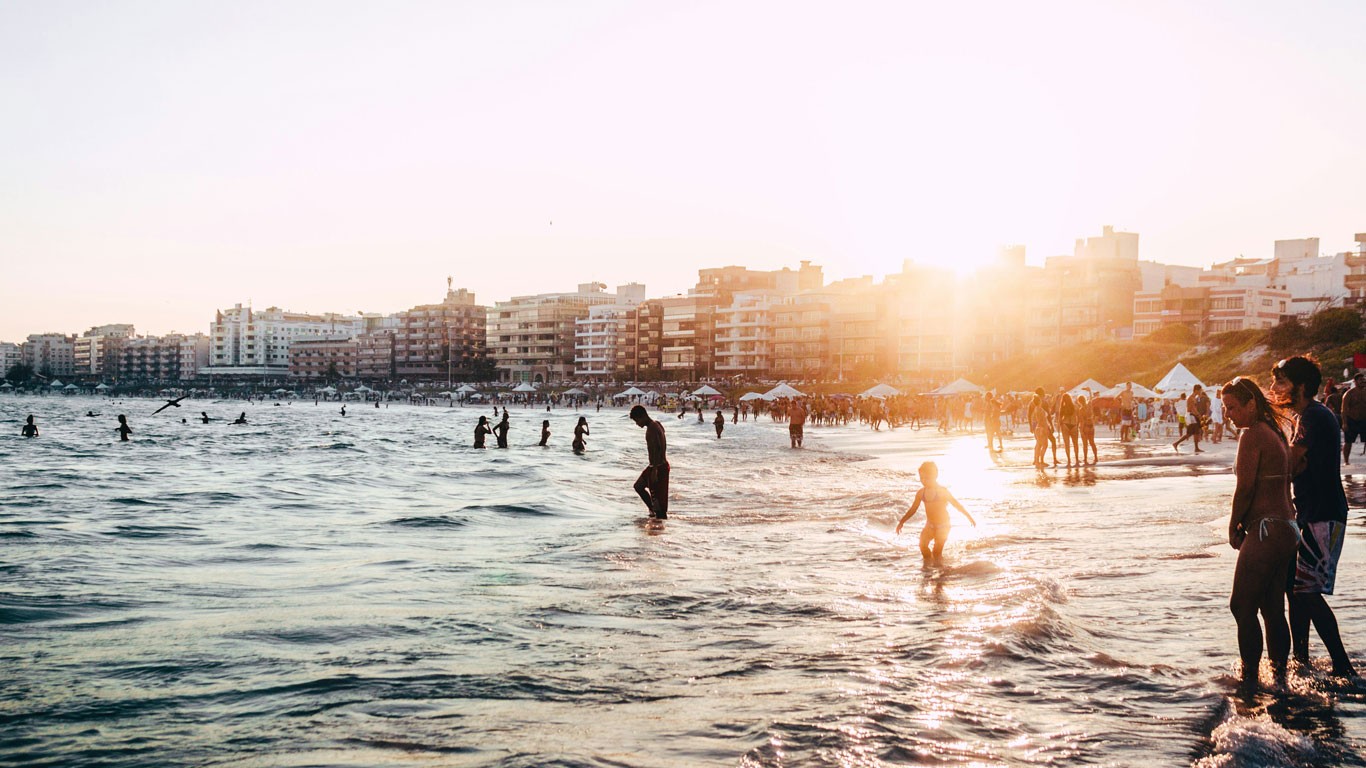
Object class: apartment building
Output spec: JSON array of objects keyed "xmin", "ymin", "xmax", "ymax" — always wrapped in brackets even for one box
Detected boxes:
[
  {"xmin": 887, "ymin": 261, "xmax": 960, "ymax": 380},
  {"xmin": 1132, "ymin": 285, "xmax": 1291, "ymax": 339},
  {"xmin": 0, "ymin": 342, "xmax": 21, "ymax": 376},
  {"xmin": 573, "ymin": 283, "xmax": 646, "ymax": 380},
  {"xmin": 206, "ymin": 304, "xmax": 364, "ymax": 377},
  {"xmin": 488, "ymin": 283, "xmax": 621, "ymax": 383},
  {"xmin": 394, "ymin": 285, "xmax": 489, "ymax": 382},
  {"xmin": 109, "ymin": 334, "xmax": 202, "ymax": 382},
  {"xmin": 74, "ymin": 324, "xmax": 136, "ymax": 378},
  {"xmin": 713, "ymin": 290, "xmax": 785, "ymax": 379},
  {"xmin": 1025, "ymin": 226, "xmax": 1142, "ymax": 352},
  {"xmin": 23, "ymin": 333, "xmax": 76, "ymax": 379},
  {"xmin": 289, "ymin": 338, "xmax": 359, "ymax": 381},
  {"xmin": 356, "ymin": 331, "xmax": 396, "ymax": 382}
]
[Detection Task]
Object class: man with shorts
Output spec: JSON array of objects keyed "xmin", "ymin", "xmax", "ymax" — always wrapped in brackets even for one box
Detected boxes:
[
  {"xmin": 1173, "ymin": 384, "xmax": 1209, "ymax": 453},
  {"xmin": 788, "ymin": 398, "xmax": 807, "ymax": 448},
  {"xmin": 1273, "ymin": 356, "xmax": 1356, "ymax": 677},
  {"xmin": 630, "ymin": 405, "xmax": 669, "ymax": 519},
  {"xmin": 1119, "ymin": 383, "xmax": 1134, "ymax": 442},
  {"xmin": 1341, "ymin": 373, "xmax": 1366, "ymax": 466}
]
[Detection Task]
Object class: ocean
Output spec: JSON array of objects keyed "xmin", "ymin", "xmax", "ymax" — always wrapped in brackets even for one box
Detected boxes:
[{"xmin": 3, "ymin": 395, "xmax": 1366, "ymax": 767}]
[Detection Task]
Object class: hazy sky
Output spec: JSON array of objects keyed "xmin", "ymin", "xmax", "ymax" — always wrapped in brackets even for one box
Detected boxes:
[{"xmin": 2, "ymin": 0, "xmax": 1364, "ymax": 340}]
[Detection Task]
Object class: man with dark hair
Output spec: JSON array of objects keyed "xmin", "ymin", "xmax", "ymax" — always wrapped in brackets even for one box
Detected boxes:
[
  {"xmin": 1173, "ymin": 384, "xmax": 1210, "ymax": 453},
  {"xmin": 1272, "ymin": 355, "xmax": 1356, "ymax": 677},
  {"xmin": 1341, "ymin": 373, "xmax": 1366, "ymax": 466},
  {"xmin": 630, "ymin": 405, "xmax": 669, "ymax": 519}
]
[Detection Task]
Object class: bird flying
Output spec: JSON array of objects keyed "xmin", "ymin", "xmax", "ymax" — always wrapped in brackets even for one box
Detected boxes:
[{"xmin": 152, "ymin": 395, "xmax": 188, "ymax": 415}]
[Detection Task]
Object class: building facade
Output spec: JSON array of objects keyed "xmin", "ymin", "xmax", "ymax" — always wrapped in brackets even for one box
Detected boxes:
[
  {"xmin": 488, "ymin": 283, "xmax": 622, "ymax": 383},
  {"xmin": 74, "ymin": 324, "xmax": 136, "ymax": 378},
  {"xmin": 393, "ymin": 286, "xmax": 489, "ymax": 382},
  {"xmin": 205, "ymin": 304, "xmax": 364, "ymax": 377},
  {"xmin": 289, "ymin": 338, "xmax": 360, "ymax": 381},
  {"xmin": 1132, "ymin": 285, "xmax": 1291, "ymax": 339},
  {"xmin": 23, "ymin": 333, "xmax": 76, "ymax": 379}
]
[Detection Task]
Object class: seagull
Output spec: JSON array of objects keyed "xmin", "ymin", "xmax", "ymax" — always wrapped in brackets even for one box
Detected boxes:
[{"xmin": 152, "ymin": 395, "xmax": 189, "ymax": 415}]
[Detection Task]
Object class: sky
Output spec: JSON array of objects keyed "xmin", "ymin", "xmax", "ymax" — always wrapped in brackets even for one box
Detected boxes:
[{"xmin": 2, "ymin": 0, "xmax": 1364, "ymax": 340}]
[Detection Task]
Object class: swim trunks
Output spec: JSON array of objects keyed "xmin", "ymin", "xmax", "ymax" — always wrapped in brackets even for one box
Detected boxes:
[
  {"xmin": 1346, "ymin": 419, "xmax": 1366, "ymax": 446},
  {"xmin": 635, "ymin": 462, "xmax": 670, "ymax": 518},
  {"xmin": 789, "ymin": 423, "xmax": 804, "ymax": 440},
  {"xmin": 1292, "ymin": 520, "xmax": 1346, "ymax": 595}
]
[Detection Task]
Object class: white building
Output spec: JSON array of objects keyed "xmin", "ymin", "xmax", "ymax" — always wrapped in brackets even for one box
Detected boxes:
[
  {"xmin": 0, "ymin": 342, "xmax": 22, "ymax": 376},
  {"xmin": 74, "ymin": 324, "xmax": 136, "ymax": 377},
  {"xmin": 573, "ymin": 283, "xmax": 646, "ymax": 380},
  {"xmin": 490, "ymin": 283, "xmax": 628, "ymax": 383},
  {"xmin": 204, "ymin": 304, "xmax": 364, "ymax": 377},
  {"xmin": 713, "ymin": 289, "xmax": 784, "ymax": 378},
  {"xmin": 22, "ymin": 333, "xmax": 76, "ymax": 379}
]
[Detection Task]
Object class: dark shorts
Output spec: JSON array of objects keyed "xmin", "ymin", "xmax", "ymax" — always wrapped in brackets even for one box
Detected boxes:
[
  {"xmin": 1346, "ymin": 419, "xmax": 1366, "ymax": 445},
  {"xmin": 1290, "ymin": 521, "xmax": 1346, "ymax": 595},
  {"xmin": 1187, "ymin": 421, "xmax": 1201, "ymax": 437},
  {"xmin": 635, "ymin": 463, "xmax": 670, "ymax": 518},
  {"xmin": 789, "ymin": 423, "xmax": 804, "ymax": 440}
]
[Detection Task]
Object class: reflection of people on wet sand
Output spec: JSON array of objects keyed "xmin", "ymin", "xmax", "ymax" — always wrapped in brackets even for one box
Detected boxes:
[
  {"xmin": 474, "ymin": 416, "xmax": 491, "ymax": 448},
  {"xmin": 896, "ymin": 461, "xmax": 975, "ymax": 565},
  {"xmin": 539, "ymin": 420, "xmax": 551, "ymax": 446},
  {"xmin": 573, "ymin": 416, "xmax": 589, "ymax": 453},
  {"xmin": 116, "ymin": 415, "xmax": 132, "ymax": 442},
  {"xmin": 714, "ymin": 411, "xmax": 725, "ymax": 439},
  {"xmin": 494, "ymin": 413, "xmax": 510, "ymax": 448},
  {"xmin": 1272, "ymin": 355, "xmax": 1357, "ymax": 677},
  {"xmin": 1221, "ymin": 376, "xmax": 1297, "ymax": 689},
  {"xmin": 21, "ymin": 415, "xmax": 38, "ymax": 437},
  {"xmin": 232, "ymin": 412, "xmax": 248, "ymax": 425},
  {"xmin": 630, "ymin": 405, "xmax": 669, "ymax": 519}
]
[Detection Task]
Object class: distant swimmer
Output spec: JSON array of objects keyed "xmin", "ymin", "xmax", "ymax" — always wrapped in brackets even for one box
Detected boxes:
[
  {"xmin": 374, "ymin": 400, "xmax": 380, "ymax": 408},
  {"xmin": 896, "ymin": 461, "xmax": 976, "ymax": 566},
  {"xmin": 116, "ymin": 414, "xmax": 132, "ymax": 442},
  {"xmin": 232, "ymin": 412, "xmax": 248, "ymax": 425},
  {"xmin": 21, "ymin": 415, "xmax": 38, "ymax": 437},
  {"xmin": 201, "ymin": 412, "xmax": 211, "ymax": 423},
  {"xmin": 85, "ymin": 410, "xmax": 98, "ymax": 418},
  {"xmin": 714, "ymin": 410, "xmax": 725, "ymax": 439},
  {"xmin": 573, "ymin": 416, "xmax": 589, "ymax": 453},
  {"xmin": 494, "ymin": 412, "xmax": 510, "ymax": 448},
  {"xmin": 474, "ymin": 415, "xmax": 491, "ymax": 448},
  {"xmin": 629, "ymin": 405, "xmax": 669, "ymax": 519},
  {"xmin": 152, "ymin": 395, "xmax": 189, "ymax": 416},
  {"xmin": 539, "ymin": 419, "xmax": 551, "ymax": 447},
  {"xmin": 340, "ymin": 405, "xmax": 347, "ymax": 417}
]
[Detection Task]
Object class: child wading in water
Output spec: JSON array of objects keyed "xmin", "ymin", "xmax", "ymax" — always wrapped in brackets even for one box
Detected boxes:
[{"xmin": 896, "ymin": 461, "xmax": 976, "ymax": 564}]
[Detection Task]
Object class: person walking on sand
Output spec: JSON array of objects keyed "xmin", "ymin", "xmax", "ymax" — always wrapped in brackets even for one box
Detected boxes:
[
  {"xmin": 21, "ymin": 415, "xmax": 38, "ymax": 437},
  {"xmin": 714, "ymin": 410, "xmax": 725, "ymax": 439},
  {"xmin": 1174, "ymin": 385, "xmax": 1210, "ymax": 453},
  {"xmin": 116, "ymin": 414, "xmax": 132, "ymax": 442},
  {"xmin": 1221, "ymin": 376, "xmax": 1298, "ymax": 689},
  {"xmin": 1272, "ymin": 355, "xmax": 1357, "ymax": 677},
  {"xmin": 493, "ymin": 412, "xmax": 510, "ymax": 448},
  {"xmin": 895, "ymin": 461, "xmax": 976, "ymax": 565},
  {"xmin": 474, "ymin": 415, "xmax": 491, "ymax": 448},
  {"xmin": 1119, "ymin": 383, "xmax": 1135, "ymax": 442},
  {"xmin": 630, "ymin": 405, "xmax": 669, "ymax": 519},
  {"xmin": 573, "ymin": 416, "xmax": 589, "ymax": 453}
]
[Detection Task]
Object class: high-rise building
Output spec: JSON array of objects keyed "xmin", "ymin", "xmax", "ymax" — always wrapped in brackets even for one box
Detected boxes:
[
  {"xmin": 1025, "ymin": 225, "xmax": 1142, "ymax": 352},
  {"xmin": 356, "ymin": 331, "xmax": 397, "ymax": 382},
  {"xmin": 573, "ymin": 284, "xmax": 645, "ymax": 380},
  {"xmin": 887, "ymin": 261, "xmax": 960, "ymax": 383},
  {"xmin": 713, "ymin": 290, "xmax": 785, "ymax": 379},
  {"xmin": 393, "ymin": 284, "xmax": 489, "ymax": 383},
  {"xmin": 74, "ymin": 324, "xmax": 135, "ymax": 378},
  {"xmin": 488, "ymin": 283, "xmax": 622, "ymax": 383},
  {"xmin": 206, "ymin": 304, "xmax": 364, "ymax": 377},
  {"xmin": 110, "ymin": 334, "xmax": 202, "ymax": 383},
  {"xmin": 289, "ymin": 338, "xmax": 360, "ymax": 381},
  {"xmin": 22, "ymin": 333, "xmax": 76, "ymax": 379},
  {"xmin": 1132, "ymin": 285, "xmax": 1291, "ymax": 338},
  {"xmin": 0, "ymin": 342, "xmax": 22, "ymax": 376}
]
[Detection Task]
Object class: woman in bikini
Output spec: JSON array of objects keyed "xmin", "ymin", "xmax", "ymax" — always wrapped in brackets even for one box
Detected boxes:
[
  {"xmin": 896, "ymin": 461, "xmax": 976, "ymax": 565},
  {"xmin": 1221, "ymin": 376, "xmax": 1298, "ymax": 689}
]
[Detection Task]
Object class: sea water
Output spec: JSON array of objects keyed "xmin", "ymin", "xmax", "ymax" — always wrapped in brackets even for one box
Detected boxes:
[{"xmin": 3, "ymin": 396, "xmax": 1366, "ymax": 767}]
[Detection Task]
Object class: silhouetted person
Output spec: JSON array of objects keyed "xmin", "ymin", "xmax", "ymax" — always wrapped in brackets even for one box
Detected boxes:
[
  {"xmin": 116, "ymin": 414, "xmax": 132, "ymax": 442},
  {"xmin": 375, "ymin": 400, "xmax": 380, "ymax": 408},
  {"xmin": 630, "ymin": 405, "xmax": 669, "ymax": 519},
  {"xmin": 539, "ymin": 419, "xmax": 551, "ymax": 446},
  {"xmin": 573, "ymin": 416, "xmax": 589, "ymax": 453},
  {"xmin": 201, "ymin": 412, "xmax": 211, "ymax": 423},
  {"xmin": 896, "ymin": 461, "xmax": 976, "ymax": 565},
  {"xmin": 21, "ymin": 415, "xmax": 38, "ymax": 437},
  {"xmin": 340, "ymin": 405, "xmax": 347, "ymax": 416},
  {"xmin": 152, "ymin": 395, "xmax": 188, "ymax": 416},
  {"xmin": 714, "ymin": 410, "xmax": 725, "ymax": 439},
  {"xmin": 494, "ymin": 413, "xmax": 510, "ymax": 448},
  {"xmin": 233, "ymin": 412, "xmax": 248, "ymax": 425},
  {"xmin": 85, "ymin": 410, "xmax": 97, "ymax": 417},
  {"xmin": 474, "ymin": 416, "xmax": 491, "ymax": 448}
]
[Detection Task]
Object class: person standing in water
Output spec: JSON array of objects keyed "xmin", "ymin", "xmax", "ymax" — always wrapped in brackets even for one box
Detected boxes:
[
  {"xmin": 493, "ymin": 412, "xmax": 510, "ymax": 448},
  {"xmin": 1220, "ymin": 376, "xmax": 1298, "ymax": 689},
  {"xmin": 714, "ymin": 410, "xmax": 725, "ymax": 439},
  {"xmin": 630, "ymin": 405, "xmax": 669, "ymax": 519},
  {"xmin": 340, "ymin": 405, "xmax": 347, "ymax": 416},
  {"xmin": 474, "ymin": 416, "xmax": 491, "ymax": 448},
  {"xmin": 1272, "ymin": 355, "xmax": 1357, "ymax": 677},
  {"xmin": 201, "ymin": 412, "xmax": 211, "ymax": 424},
  {"xmin": 21, "ymin": 415, "xmax": 38, "ymax": 437},
  {"xmin": 1078, "ymin": 395, "xmax": 1099, "ymax": 465},
  {"xmin": 895, "ymin": 461, "xmax": 976, "ymax": 565},
  {"xmin": 116, "ymin": 415, "xmax": 132, "ymax": 442},
  {"xmin": 539, "ymin": 419, "xmax": 551, "ymax": 446},
  {"xmin": 572, "ymin": 416, "xmax": 589, "ymax": 453},
  {"xmin": 788, "ymin": 399, "xmax": 807, "ymax": 448}
]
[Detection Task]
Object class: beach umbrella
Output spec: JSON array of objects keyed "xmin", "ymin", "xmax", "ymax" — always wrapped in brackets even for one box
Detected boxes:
[
  {"xmin": 561, "ymin": 387, "xmax": 587, "ymax": 396},
  {"xmin": 860, "ymin": 383, "xmax": 900, "ymax": 398},
  {"xmin": 95, "ymin": 383, "xmax": 110, "ymax": 391},
  {"xmin": 692, "ymin": 384, "xmax": 723, "ymax": 397},
  {"xmin": 318, "ymin": 386, "xmax": 337, "ymax": 394},
  {"xmin": 614, "ymin": 386, "xmax": 647, "ymax": 399},
  {"xmin": 456, "ymin": 384, "xmax": 478, "ymax": 394},
  {"xmin": 354, "ymin": 385, "xmax": 372, "ymax": 393},
  {"xmin": 931, "ymin": 378, "xmax": 984, "ymax": 396},
  {"xmin": 50, "ymin": 380, "xmax": 64, "ymax": 388},
  {"xmin": 764, "ymin": 382, "xmax": 806, "ymax": 399},
  {"xmin": 272, "ymin": 388, "xmax": 290, "ymax": 395},
  {"xmin": 513, "ymin": 382, "xmax": 537, "ymax": 393},
  {"xmin": 739, "ymin": 392, "xmax": 767, "ymax": 401},
  {"xmin": 0, "ymin": 382, "xmax": 12, "ymax": 389},
  {"xmin": 64, "ymin": 383, "xmax": 79, "ymax": 391}
]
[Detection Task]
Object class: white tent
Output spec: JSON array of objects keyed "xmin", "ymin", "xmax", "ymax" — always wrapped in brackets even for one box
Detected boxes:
[
  {"xmin": 49, "ymin": 380, "xmax": 63, "ymax": 388},
  {"xmin": 95, "ymin": 383, "xmax": 110, "ymax": 391},
  {"xmin": 692, "ymin": 385, "xmax": 723, "ymax": 397},
  {"xmin": 0, "ymin": 382, "xmax": 13, "ymax": 389},
  {"xmin": 561, "ymin": 387, "xmax": 587, "ymax": 396},
  {"xmin": 1154, "ymin": 363, "xmax": 1206, "ymax": 395},
  {"xmin": 354, "ymin": 385, "xmax": 372, "ymax": 393},
  {"xmin": 739, "ymin": 392, "xmax": 767, "ymax": 401},
  {"xmin": 1100, "ymin": 382, "xmax": 1160, "ymax": 399},
  {"xmin": 764, "ymin": 382, "xmax": 806, "ymax": 399},
  {"xmin": 456, "ymin": 384, "xmax": 478, "ymax": 394},
  {"xmin": 318, "ymin": 386, "xmax": 337, "ymax": 394},
  {"xmin": 1067, "ymin": 378, "xmax": 1108, "ymax": 398},
  {"xmin": 860, "ymin": 383, "xmax": 900, "ymax": 398},
  {"xmin": 513, "ymin": 382, "xmax": 538, "ymax": 393},
  {"xmin": 64, "ymin": 383, "xmax": 79, "ymax": 390},
  {"xmin": 614, "ymin": 386, "xmax": 647, "ymax": 399},
  {"xmin": 931, "ymin": 378, "xmax": 984, "ymax": 395}
]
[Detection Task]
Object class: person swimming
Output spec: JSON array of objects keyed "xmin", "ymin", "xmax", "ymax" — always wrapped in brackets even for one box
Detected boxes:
[
  {"xmin": 116, "ymin": 414, "xmax": 132, "ymax": 442},
  {"xmin": 573, "ymin": 416, "xmax": 589, "ymax": 453},
  {"xmin": 539, "ymin": 419, "xmax": 551, "ymax": 446},
  {"xmin": 21, "ymin": 415, "xmax": 38, "ymax": 437},
  {"xmin": 340, "ymin": 405, "xmax": 347, "ymax": 416},
  {"xmin": 896, "ymin": 461, "xmax": 976, "ymax": 565},
  {"xmin": 201, "ymin": 412, "xmax": 211, "ymax": 423},
  {"xmin": 232, "ymin": 412, "xmax": 247, "ymax": 425}
]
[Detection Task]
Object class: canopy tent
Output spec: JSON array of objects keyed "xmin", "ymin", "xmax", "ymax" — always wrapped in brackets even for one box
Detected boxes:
[
  {"xmin": 353, "ymin": 385, "xmax": 372, "ymax": 393},
  {"xmin": 64, "ymin": 383, "xmax": 78, "ymax": 390},
  {"xmin": 512, "ymin": 382, "xmax": 538, "ymax": 393},
  {"xmin": 49, "ymin": 380, "xmax": 63, "ymax": 388},
  {"xmin": 272, "ymin": 388, "xmax": 291, "ymax": 395},
  {"xmin": 931, "ymin": 378, "xmax": 984, "ymax": 396},
  {"xmin": 0, "ymin": 382, "xmax": 13, "ymax": 389},
  {"xmin": 1100, "ymin": 382, "xmax": 1160, "ymax": 399},
  {"xmin": 561, "ymin": 387, "xmax": 587, "ymax": 396},
  {"xmin": 692, "ymin": 385, "xmax": 723, "ymax": 397},
  {"xmin": 1067, "ymin": 378, "xmax": 1108, "ymax": 398},
  {"xmin": 95, "ymin": 383, "xmax": 110, "ymax": 391},
  {"xmin": 739, "ymin": 392, "xmax": 767, "ymax": 401},
  {"xmin": 317, "ymin": 386, "xmax": 337, "ymax": 394},
  {"xmin": 1153, "ymin": 363, "xmax": 1206, "ymax": 395},
  {"xmin": 764, "ymin": 382, "xmax": 806, "ymax": 399},
  {"xmin": 456, "ymin": 384, "xmax": 479, "ymax": 394},
  {"xmin": 614, "ymin": 386, "xmax": 647, "ymax": 399},
  {"xmin": 860, "ymin": 383, "xmax": 900, "ymax": 398}
]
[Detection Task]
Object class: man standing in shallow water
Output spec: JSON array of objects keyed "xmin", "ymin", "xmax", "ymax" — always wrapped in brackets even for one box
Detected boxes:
[{"xmin": 630, "ymin": 405, "xmax": 669, "ymax": 519}]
